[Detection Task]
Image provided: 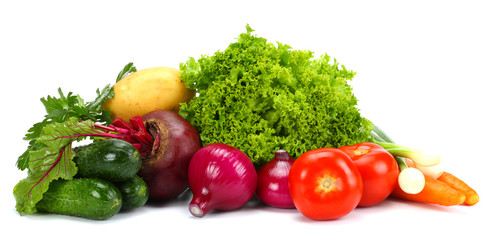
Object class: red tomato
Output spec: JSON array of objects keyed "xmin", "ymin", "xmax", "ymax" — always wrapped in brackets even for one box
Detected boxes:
[
  {"xmin": 338, "ymin": 142, "xmax": 399, "ymax": 207},
  {"xmin": 288, "ymin": 148, "xmax": 363, "ymax": 220}
]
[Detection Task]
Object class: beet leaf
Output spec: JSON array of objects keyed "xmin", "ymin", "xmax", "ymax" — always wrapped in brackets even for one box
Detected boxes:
[
  {"xmin": 13, "ymin": 118, "xmax": 115, "ymax": 214},
  {"xmin": 14, "ymin": 62, "xmax": 142, "ymax": 215}
]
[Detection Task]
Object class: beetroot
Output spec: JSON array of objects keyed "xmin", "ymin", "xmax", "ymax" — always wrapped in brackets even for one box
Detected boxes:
[
  {"xmin": 95, "ymin": 110, "xmax": 201, "ymax": 201},
  {"xmin": 138, "ymin": 110, "xmax": 201, "ymax": 201}
]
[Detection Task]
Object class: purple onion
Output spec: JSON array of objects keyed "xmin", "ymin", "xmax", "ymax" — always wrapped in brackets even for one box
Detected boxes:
[
  {"xmin": 187, "ymin": 143, "xmax": 257, "ymax": 217},
  {"xmin": 256, "ymin": 149, "xmax": 295, "ymax": 208}
]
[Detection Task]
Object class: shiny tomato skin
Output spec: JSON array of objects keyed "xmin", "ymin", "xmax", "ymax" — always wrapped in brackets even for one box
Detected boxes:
[
  {"xmin": 288, "ymin": 148, "xmax": 363, "ymax": 220},
  {"xmin": 338, "ymin": 142, "xmax": 399, "ymax": 207}
]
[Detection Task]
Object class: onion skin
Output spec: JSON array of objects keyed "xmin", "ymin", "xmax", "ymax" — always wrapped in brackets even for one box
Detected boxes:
[
  {"xmin": 256, "ymin": 149, "xmax": 295, "ymax": 208},
  {"xmin": 188, "ymin": 143, "xmax": 257, "ymax": 217},
  {"xmin": 138, "ymin": 110, "xmax": 201, "ymax": 201}
]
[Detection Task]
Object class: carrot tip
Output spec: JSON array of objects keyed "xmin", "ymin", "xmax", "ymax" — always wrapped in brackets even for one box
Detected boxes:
[{"xmin": 464, "ymin": 194, "xmax": 479, "ymax": 206}]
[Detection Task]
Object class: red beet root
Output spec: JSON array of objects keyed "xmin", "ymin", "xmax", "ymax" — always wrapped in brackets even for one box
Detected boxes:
[{"xmin": 138, "ymin": 110, "xmax": 201, "ymax": 201}]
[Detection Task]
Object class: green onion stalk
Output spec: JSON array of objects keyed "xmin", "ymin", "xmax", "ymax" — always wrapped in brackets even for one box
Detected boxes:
[
  {"xmin": 371, "ymin": 124, "xmax": 436, "ymax": 194},
  {"xmin": 371, "ymin": 125, "xmax": 440, "ymax": 167}
]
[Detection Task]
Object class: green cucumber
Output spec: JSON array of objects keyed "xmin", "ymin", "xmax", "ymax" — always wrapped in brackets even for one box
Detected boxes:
[
  {"xmin": 36, "ymin": 178, "xmax": 122, "ymax": 220},
  {"xmin": 117, "ymin": 175, "xmax": 149, "ymax": 210},
  {"xmin": 73, "ymin": 139, "xmax": 142, "ymax": 182}
]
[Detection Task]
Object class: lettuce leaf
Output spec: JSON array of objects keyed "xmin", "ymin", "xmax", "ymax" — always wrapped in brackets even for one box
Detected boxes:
[{"xmin": 180, "ymin": 25, "xmax": 373, "ymax": 167}]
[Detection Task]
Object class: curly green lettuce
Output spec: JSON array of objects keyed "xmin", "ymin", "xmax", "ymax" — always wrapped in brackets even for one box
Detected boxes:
[{"xmin": 179, "ymin": 25, "xmax": 372, "ymax": 167}]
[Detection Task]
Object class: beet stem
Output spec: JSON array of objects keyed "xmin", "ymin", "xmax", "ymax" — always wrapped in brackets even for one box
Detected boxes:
[
  {"xmin": 95, "ymin": 117, "xmax": 156, "ymax": 158},
  {"xmin": 94, "ymin": 123, "xmax": 131, "ymax": 135}
]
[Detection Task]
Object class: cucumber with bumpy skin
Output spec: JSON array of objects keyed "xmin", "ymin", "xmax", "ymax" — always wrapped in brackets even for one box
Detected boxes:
[
  {"xmin": 117, "ymin": 175, "xmax": 149, "ymax": 210},
  {"xmin": 36, "ymin": 178, "xmax": 122, "ymax": 220},
  {"xmin": 73, "ymin": 138, "xmax": 142, "ymax": 182}
]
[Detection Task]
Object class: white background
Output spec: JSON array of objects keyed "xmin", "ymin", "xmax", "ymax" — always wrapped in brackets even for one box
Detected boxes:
[{"xmin": 1, "ymin": 0, "xmax": 492, "ymax": 239}]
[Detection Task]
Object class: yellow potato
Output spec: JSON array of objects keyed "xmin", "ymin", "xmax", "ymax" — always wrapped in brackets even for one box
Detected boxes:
[{"xmin": 103, "ymin": 66, "xmax": 195, "ymax": 122}]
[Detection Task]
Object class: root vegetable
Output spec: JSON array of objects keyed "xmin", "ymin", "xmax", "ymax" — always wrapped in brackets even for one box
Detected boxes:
[
  {"xmin": 103, "ymin": 66, "xmax": 195, "ymax": 122},
  {"xmin": 138, "ymin": 110, "xmax": 201, "ymax": 201},
  {"xmin": 391, "ymin": 175, "xmax": 466, "ymax": 206},
  {"xmin": 437, "ymin": 172, "xmax": 479, "ymax": 206},
  {"xmin": 256, "ymin": 149, "xmax": 295, "ymax": 208},
  {"xmin": 397, "ymin": 167, "xmax": 425, "ymax": 194},
  {"xmin": 187, "ymin": 143, "xmax": 257, "ymax": 217}
]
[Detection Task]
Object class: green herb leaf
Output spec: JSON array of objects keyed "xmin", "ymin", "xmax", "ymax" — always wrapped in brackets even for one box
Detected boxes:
[
  {"xmin": 17, "ymin": 89, "xmax": 90, "ymax": 170},
  {"xmin": 17, "ymin": 63, "xmax": 135, "ymax": 170},
  {"xmin": 13, "ymin": 118, "xmax": 103, "ymax": 214},
  {"xmin": 86, "ymin": 84, "xmax": 114, "ymax": 123},
  {"xmin": 116, "ymin": 62, "xmax": 137, "ymax": 82},
  {"xmin": 180, "ymin": 26, "xmax": 373, "ymax": 167}
]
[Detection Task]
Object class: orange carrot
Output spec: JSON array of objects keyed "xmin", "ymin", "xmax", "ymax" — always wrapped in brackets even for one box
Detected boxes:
[
  {"xmin": 438, "ymin": 171, "xmax": 479, "ymax": 206},
  {"xmin": 391, "ymin": 175, "xmax": 466, "ymax": 206},
  {"xmin": 403, "ymin": 158, "xmax": 415, "ymax": 168}
]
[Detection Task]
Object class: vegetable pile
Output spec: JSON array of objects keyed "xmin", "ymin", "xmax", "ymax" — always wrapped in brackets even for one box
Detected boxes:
[
  {"xmin": 13, "ymin": 64, "xmax": 200, "ymax": 218},
  {"xmin": 12, "ymin": 25, "xmax": 479, "ymax": 221}
]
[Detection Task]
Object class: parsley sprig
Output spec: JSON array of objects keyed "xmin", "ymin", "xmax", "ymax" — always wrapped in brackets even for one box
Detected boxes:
[{"xmin": 16, "ymin": 62, "xmax": 136, "ymax": 170}]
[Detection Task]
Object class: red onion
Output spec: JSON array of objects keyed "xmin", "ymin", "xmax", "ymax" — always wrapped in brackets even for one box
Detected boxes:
[
  {"xmin": 187, "ymin": 143, "xmax": 257, "ymax": 217},
  {"xmin": 256, "ymin": 149, "xmax": 295, "ymax": 208}
]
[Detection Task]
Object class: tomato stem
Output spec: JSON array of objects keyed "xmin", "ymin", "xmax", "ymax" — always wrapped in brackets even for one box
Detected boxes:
[
  {"xmin": 353, "ymin": 149, "xmax": 369, "ymax": 156},
  {"xmin": 317, "ymin": 175, "xmax": 336, "ymax": 193}
]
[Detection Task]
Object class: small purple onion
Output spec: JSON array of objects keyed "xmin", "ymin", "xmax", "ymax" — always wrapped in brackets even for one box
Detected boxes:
[
  {"xmin": 187, "ymin": 143, "xmax": 257, "ymax": 217},
  {"xmin": 256, "ymin": 149, "xmax": 295, "ymax": 208}
]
